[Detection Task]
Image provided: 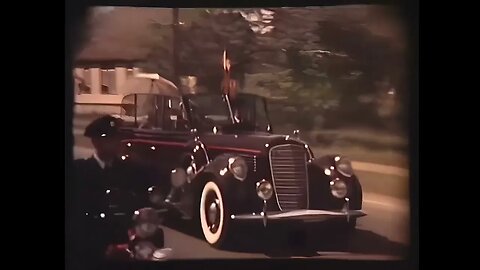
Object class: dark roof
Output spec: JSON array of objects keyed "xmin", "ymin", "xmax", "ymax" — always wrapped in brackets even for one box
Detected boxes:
[
  {"xmin": 75, "ymin": 7, "xmax": 172, "ymax": 66},
  {"xmin": 75, "ymin": 41, "xmax": 147, "ymax": 67}
]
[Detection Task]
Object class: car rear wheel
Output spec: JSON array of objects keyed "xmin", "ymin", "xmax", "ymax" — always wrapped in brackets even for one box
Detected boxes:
[{"xmin": 199, "ymin": 181, "xmax": 231, "ymax": 248}]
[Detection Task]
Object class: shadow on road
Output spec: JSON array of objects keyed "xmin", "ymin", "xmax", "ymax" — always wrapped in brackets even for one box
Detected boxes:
[{"xmin": 163, "ymin": 218, "xmax": 408, "ymax": 258}]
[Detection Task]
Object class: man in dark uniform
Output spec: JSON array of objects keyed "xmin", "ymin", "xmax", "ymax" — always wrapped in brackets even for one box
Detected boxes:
[{"xmin": 71, "ymin": 115, "xmax": 155, "ymax": 265}]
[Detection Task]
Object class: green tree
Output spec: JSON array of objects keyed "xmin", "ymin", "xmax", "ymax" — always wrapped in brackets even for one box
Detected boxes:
[
  {"xmin": 148, "ymin": 9, "xmax": 256, "ymax": 92},
  {"xmin": 314, "ymin": 20, "xmax": 406, "ymax": 128},
  {"xmin": 265, "ymin": 7, "xmax": 406, "ymax": 129}
]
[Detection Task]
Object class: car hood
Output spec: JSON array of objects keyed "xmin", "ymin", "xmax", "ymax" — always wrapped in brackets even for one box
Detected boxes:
[{"xmin": 199, "ymin": 133, "xmax": 307, "ymax": 156}]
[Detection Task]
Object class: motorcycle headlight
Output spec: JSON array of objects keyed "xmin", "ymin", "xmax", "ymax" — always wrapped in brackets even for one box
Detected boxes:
[
  {"xmin": 228, "ymin": 157, "xmax": 248, "ymax": 181},
  {"xmin": 335, "ymin": 156, "xmax": 354, "ymax": 177},
  {"xmin": 256, "ymin": 180, "xmax": 273, "ymax": 200},
  {"xmin": 134, "ymin": 241, "xmax": 156, "ymax": 260},
  {"xmin": 133, "ymin": 208, "xmax": 161, "ymax": 238}
]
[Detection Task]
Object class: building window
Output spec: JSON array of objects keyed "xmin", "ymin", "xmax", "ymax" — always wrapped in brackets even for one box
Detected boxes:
[
  {"xmin": 127, "ymin": 68, "xmax": 134, "ymax": 79},
  {"xmin": 74, "ymin": 69, "xmax": 91, "ymax": 94},
  {"xmin": 101, "ymin": 69, "xmax": 116, "ymax": 94}
]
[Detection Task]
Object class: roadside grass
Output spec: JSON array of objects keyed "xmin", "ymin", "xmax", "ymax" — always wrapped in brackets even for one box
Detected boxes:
[
  {"xmin": 310, "ymin": 145, "xmax": 408, "ymax": 168},
  {"xmin": 355, "ymin": 170, "xmax": 409, "ymax": 200}
]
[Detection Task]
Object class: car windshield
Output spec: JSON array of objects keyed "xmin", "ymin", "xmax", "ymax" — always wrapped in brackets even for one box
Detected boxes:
[
  {"xmin": 187, "ymin": 94, "xmax": 231, "ymax": 130},
  {"xmin": 187, "ymin": 93, "xmax": 270, "ymax": 132},
  {"xmin": 230, "ymin": 94, "xmax": 270, "ymax": 132}
]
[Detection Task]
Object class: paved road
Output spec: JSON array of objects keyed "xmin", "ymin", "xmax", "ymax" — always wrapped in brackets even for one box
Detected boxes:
[{"xmin": 156, "ymin": 194, "xmax": 409, "ymax": 260}]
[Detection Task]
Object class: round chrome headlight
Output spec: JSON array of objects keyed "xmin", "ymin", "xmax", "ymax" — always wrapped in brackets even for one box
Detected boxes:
[
  {"xmin": 228, "ymin": 157, "xmax": 248, "ymax": 181},
  {"xmin": 256, "ymin": 180, "xmax": 273, "ymax": 200},
  {"xmin": 335, "ymin": 157, "xmax": 354, "ymax": 177},
  {"xmin": 133, "ymin": 208, "xmax": 161, "ymax": 238},
  {"xmin": 330, "ymin": 179, "xmax": 348, "ymax": 198}
]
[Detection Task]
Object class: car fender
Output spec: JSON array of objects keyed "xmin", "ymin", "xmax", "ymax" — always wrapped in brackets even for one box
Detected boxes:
[
  {"xmin": 190, "ymin": 153, "xmax": 246, "ymax": 207},
  {"xmin": 309, "ymin": 155, "xmax": 363, "ymax": 210}
]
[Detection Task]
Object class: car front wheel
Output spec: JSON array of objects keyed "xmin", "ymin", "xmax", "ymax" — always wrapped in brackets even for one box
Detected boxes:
[{"xmin": 199, "ymin": 181, "xmax": 231, "ymax": 248}]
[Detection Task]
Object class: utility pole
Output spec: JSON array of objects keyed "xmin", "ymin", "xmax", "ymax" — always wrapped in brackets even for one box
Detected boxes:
[{"xmin": 172, "ymin": 8, "xmax": 180, "ymax": 86}]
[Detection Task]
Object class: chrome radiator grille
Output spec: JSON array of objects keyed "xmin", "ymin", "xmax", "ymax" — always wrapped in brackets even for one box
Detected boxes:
[{"xmin": 269, "ymin": 144, "xmax": 309, "ymax": 211}]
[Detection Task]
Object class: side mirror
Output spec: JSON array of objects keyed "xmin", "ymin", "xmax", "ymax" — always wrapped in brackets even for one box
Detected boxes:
[{"xmin": 171, "ymin": 168, "xmax": 187, "ymax": 188}]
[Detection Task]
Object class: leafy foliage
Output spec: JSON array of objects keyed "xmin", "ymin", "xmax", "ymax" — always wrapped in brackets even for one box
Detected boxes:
[
  {"xmin": 149, "ymin": 10, "xmax": 256, "ymax": 92},
  {"xmin": 146, "ymin": 7, "xmax": 407, "ymax": 131}
]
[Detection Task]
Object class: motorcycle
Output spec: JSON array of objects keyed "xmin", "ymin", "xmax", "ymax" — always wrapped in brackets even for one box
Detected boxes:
[{"xmin": 83, "ymin": 186, "xmax": 173, "ymax": 261}]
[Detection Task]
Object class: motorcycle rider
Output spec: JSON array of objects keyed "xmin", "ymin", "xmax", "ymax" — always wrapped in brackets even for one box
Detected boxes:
[{"xmin": 71, "ymin": 115, "xmax": 156, "ymax": 265}]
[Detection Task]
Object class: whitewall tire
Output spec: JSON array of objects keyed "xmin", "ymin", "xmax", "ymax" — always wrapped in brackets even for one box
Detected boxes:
[{"xmin": 199, "ymin": 181, "xmax": 230, "ymax": 247}]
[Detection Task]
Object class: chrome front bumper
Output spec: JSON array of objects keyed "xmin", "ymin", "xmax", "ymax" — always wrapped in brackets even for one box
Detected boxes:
[{"xmin": 232, "ymin": 209, "xmax": 366, "ymax": 223}]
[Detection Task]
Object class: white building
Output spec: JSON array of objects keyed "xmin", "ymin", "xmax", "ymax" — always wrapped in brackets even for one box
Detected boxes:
[{"xmin": 72, "ymin": 7, "xmax": 173, "ymax": 114}]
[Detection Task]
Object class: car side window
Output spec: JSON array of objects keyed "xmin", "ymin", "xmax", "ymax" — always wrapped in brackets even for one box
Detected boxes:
[
  {"xmin": 137, "ymin": 95, "xmax": 163, "ymax": 129},
  {"xmin": 121, "ymin": 94, "xmax": 162, "ymax": 129},
  {"xmin": 162, "ymin": 97, "xmax": 190, "ymax": 132}
]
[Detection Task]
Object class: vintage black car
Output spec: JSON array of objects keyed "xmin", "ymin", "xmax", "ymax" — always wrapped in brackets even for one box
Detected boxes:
[{"xmin": 115, "ymin": 91, "xmax": 366, "ymax": 248}]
